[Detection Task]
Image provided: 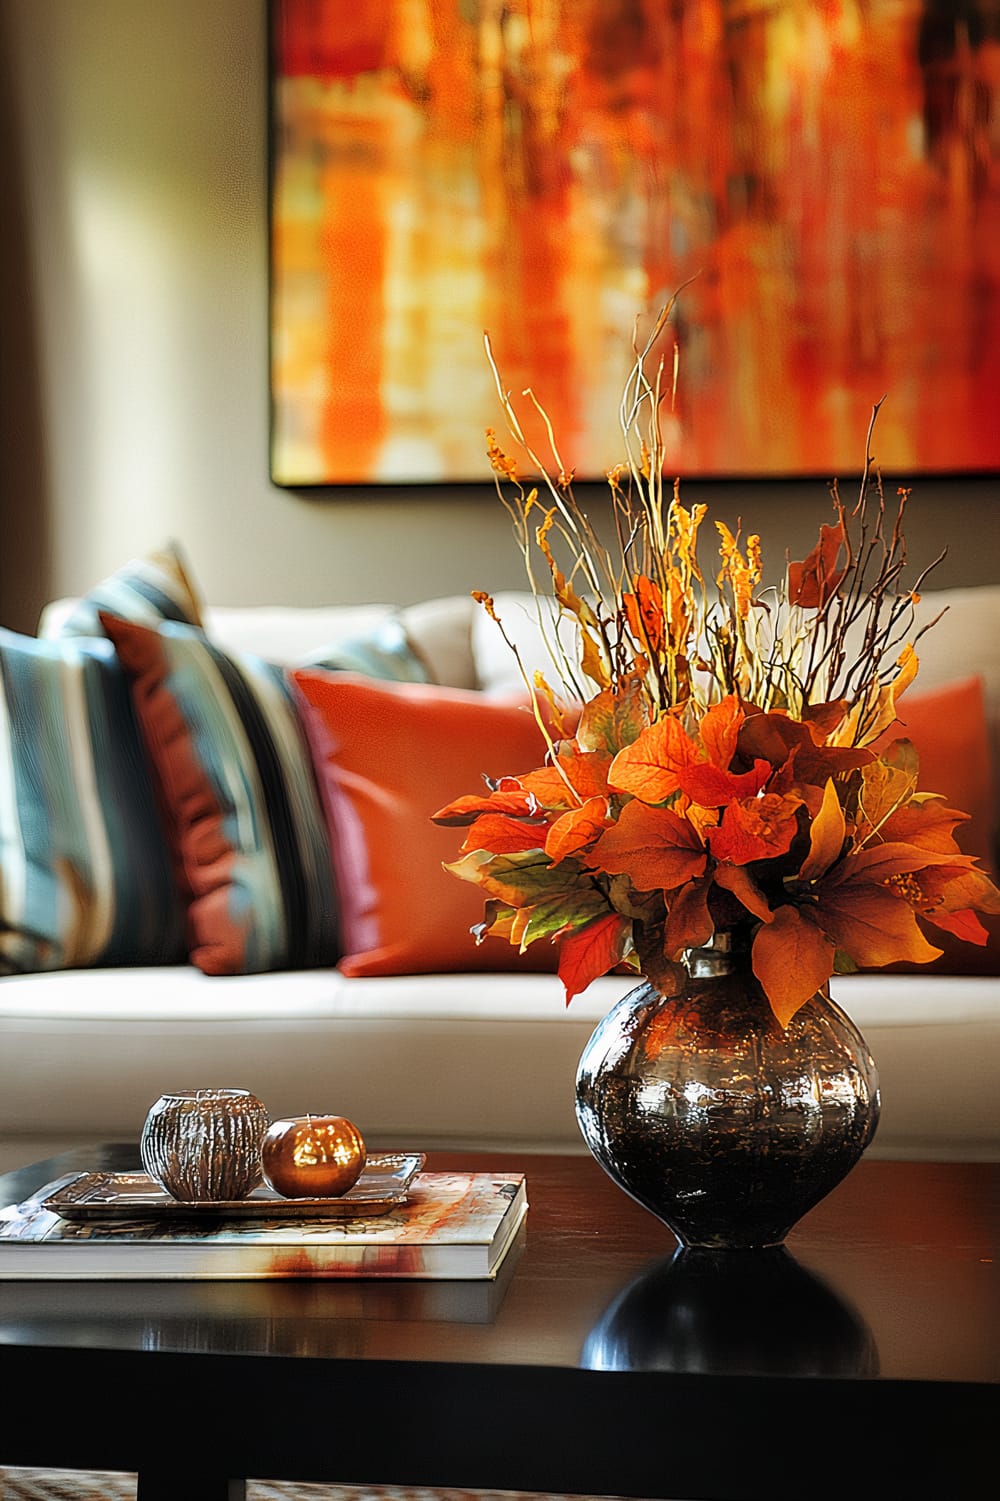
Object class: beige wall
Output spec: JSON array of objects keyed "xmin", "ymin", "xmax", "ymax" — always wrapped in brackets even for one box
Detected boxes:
[{"xmin": 1, "ymin": 0, "xmax": 996, "ymax": 636}]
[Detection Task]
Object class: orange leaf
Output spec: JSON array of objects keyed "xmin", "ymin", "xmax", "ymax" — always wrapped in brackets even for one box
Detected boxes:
[
  {"xmin": 624, "ymin": 574, "xmax": 666, "ymax": 654},
  {"xmin": 545, "ymin": 797, "xmax": 610, "ymax": 862},
  {"xmin": 517, "ymin": 765, "xmax": 583, "ymax": 811},
  {"xmin": 461, "ymin": 813, "xmax": 548, "ymax": 855},
  {"xmin": 880, "ymin": 797, "xmax": 969, "ymax": 854},
  {"xmin": 591, "ymin": 800, "xmax": 707, "ymax": 892},
  {"xmin": 814, "ymin": 885, "xmax": 943, "ymax": 968},
  {"xmin": 787, "ymin": 521, "xmax": 846, "ymax": 609},
  {"xmin": 432, "ymin": 788, "xmax": 536, "ymax": 825},
  {"xmin": 922, "ymin": 907, "xmax": 989, "ymax": 944},
  {"xmin": 609, "ymin": 714, "xmax": 699, "ymax": 803},
  {"xmin": 698, "ymin": 694, "xmax": 744, "ymax": 769},
  {"xmin": 663, "ymin": 876, "xmax": 714, "ymax": 957},
  {"xmin": 836, "ymin": 840, "xmax": 968, "ymax": 885},
  {"xmin": 678, "ymin": 757, "xmax": 770, "ymax": 808},
  {"xmin": 706, "ymin": 794, "xmax": 801, "ymax": 866},
  {"xmin": 713, "ymin": 863, "xmax": 774, "ymax": 924},
  {"xmin": 798, "ymin": 779, "xmax": 847, "ymax": 881},
  {"xmin": 751, "ymin": 906, "xmax": 836, "ymax": 1027},
  {"xmin": 557, "ymin": 913, "xmax": 632, "ymax": 1003}
]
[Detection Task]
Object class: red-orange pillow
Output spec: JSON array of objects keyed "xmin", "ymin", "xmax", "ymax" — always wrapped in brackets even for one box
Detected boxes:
[
  {"xmin": 291, "ymin": 671, "xmax": 560, "ymax": 976},
  {"xmin": 872, "ymin": 675, "xmax": 996, "ymax": 871}
]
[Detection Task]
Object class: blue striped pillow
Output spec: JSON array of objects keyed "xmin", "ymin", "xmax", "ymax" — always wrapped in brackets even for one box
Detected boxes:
[
  {"xmin": 101, "ymin": 613, "xmax": 341, "ymax": 975},
  {"xmin": 50, "ymin": 541, "xmax": 204, "ymax": 638},
  {"xmin": 0, "ymin": 628, "xmax": 186, "ymax": 973}
]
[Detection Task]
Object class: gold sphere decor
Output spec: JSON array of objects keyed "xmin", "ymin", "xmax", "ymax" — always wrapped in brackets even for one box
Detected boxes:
[{"xmin": 261, "ymin": 1115, "xmax": 367, "ymax": 1199}]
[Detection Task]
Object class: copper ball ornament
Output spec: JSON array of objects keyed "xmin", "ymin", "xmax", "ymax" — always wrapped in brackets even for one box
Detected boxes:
[{"xmin": 261, "ymin": 1114, "xmax": 367, "ymax": 1198}]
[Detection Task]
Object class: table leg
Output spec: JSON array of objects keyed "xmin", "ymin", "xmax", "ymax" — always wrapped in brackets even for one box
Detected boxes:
[{"xmin": 136, "ymin": 1470, "xmax": 246, "ymax": 1501}]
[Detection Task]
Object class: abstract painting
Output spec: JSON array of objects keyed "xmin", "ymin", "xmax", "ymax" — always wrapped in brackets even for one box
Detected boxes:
[{"xmin": 268, "ymin": 0, "xmax": 1000, "ymax": 485}]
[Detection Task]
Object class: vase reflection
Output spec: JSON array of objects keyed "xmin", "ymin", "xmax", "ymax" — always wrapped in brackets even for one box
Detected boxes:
[{"xmin": 582, "ymin": 1245, "xmax": 878, "ymax": 1379}]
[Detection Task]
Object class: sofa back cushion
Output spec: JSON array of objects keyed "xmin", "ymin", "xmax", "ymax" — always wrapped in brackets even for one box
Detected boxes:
[
  {"xmin": 0, "ymin": 628, "xmax": 187, "ymax": 973},
  {"xmin": 291, "ymin": 671, "xmax": 560, "ymax": 976}
]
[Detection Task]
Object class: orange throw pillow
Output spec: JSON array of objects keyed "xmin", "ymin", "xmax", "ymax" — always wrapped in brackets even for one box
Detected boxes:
[{"xmin": 291, "ymin": 671, "xmax": 560, "ymax": 976}]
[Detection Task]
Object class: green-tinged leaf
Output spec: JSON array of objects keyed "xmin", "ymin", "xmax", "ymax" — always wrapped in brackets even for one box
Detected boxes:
[
  {"xmin": 577, "ymin": 676, "xmax": 649, "ymax": 755},
  {"xmin": 512, "ymin": 886, "xmax": 613, "ymax": 948},
  {"xmin": 470, "ymin": 849, "xmax": 589, "ymax": 907}
]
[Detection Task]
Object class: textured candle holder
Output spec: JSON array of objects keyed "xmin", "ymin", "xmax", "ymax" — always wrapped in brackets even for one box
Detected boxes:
[{"xmin": 140, "ymin": 1088, "xmax": 270, "ymax": 1201}]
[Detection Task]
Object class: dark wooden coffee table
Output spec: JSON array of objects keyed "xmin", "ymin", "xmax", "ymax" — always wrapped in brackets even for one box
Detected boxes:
[{"xmin": 0, "ymin": 1146, "xmax": 996, "ymax": 1501}]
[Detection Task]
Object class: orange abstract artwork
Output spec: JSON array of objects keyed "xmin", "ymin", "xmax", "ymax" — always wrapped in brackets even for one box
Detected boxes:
[{"xmin": 268, "ymin": 0, "xmax": 1000, "ymax": 485}]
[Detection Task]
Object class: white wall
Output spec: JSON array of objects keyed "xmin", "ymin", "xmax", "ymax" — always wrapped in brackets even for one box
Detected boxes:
[{"xmin": 2, "ymin": 0, "xmax": 996, "ymax": 633}]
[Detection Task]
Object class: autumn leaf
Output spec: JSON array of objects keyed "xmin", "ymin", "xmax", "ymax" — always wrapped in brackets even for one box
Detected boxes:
[
  {"xmin": 698, "ymin": 694, "xmax": 744, "ymax": 769},
  {"xmin": 624, "ymin": 574, "xmax": 666, "ymax": 654},
  {"xmin": 738, "ymin": 708, "xmax": 873, "ymax": 788},
  {"xmin": 576, "ymin": 677, "xmax": 648, "ymax": 755},
  {"xmin": 811, "ymin": 884, "xmax": 943, "ymax": 968},
  {"xmin": 590, "ymin": 799, "xmax": 707, "ymax": 891},
  {"xmin": 557, "ymin": 912, "xmax": 633, "ymax": 1003},
  {"xmin": 508, "ymin": 886, "xmax": 612, "ymax": 948},
  {"xmin": 432, "ymin": 787, "xmax": 538, "ymax": 825},
  {"xmin": 609, "ymin": 713, "xmax": 699, "ymax": 803},
  {"xmin": 798, "ymin": 779, "xmax": 847, "ymax": 882},
  {"xmin": 706, "ymin": 793, "xmax": 801, "ymax": 866},
  {"xmin": 461, "ymin": 813, "xmax": 548, "ymax": 855},
  {"xmin": 752, "ymin": 906, "xmax": 837, "ymax": 1027},
  {"xmin": 663, "ymin": 876, "xmax": 715, "ymax": 957},
  {"xmin": 545, "ymin": 797, "xmax": 610, "ymax": 862},
  {"xmin": 787, "ymin": 521, "xmax": 846, "ymax": 609},
  {"xmin": 832, "ymin": 645, "xmax": 919, "ymax": 748},
  {"xmin": 713, "ymin": 862, "xmax": 774, "ymax": 924},
  {"xmin": 678, "ymin": 758, "xmax": 771, "ymax": 808}
]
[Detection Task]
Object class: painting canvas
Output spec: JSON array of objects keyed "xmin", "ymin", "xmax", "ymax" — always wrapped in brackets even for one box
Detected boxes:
[{"xmin": 268, "ymin": 0, "xmax": 1000, "ymax": 486}]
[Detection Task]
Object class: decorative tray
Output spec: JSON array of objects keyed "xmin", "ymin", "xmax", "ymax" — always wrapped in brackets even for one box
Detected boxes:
[{"xmin": 41, "ymin": 1152, "xmax": 426, "ymax": 1221}]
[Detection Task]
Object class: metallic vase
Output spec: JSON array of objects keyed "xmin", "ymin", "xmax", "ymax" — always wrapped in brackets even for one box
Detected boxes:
[
  {"xmin": 140, "ymin": 1088, "xmax": 270, "ymax": 1201},
  {"xmin": 575, "ymin": 932, "xmax": 880, "ymax": 1249}
]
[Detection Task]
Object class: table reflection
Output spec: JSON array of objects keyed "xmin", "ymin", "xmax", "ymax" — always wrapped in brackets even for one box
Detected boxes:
[{"xmin": 582, "ymin": 1245, "xmax": 878, "ymax": 1378}]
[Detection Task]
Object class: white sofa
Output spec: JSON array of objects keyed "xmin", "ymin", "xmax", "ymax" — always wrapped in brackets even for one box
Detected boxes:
[{"xmin": 1, "ymin": 585, "xmax": 998, "ymax": 1176}]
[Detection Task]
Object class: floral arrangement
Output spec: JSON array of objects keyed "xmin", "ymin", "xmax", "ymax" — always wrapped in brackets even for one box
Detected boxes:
[{"xmin": 432, "ymin": 304, "xmax": 1000, "ymax": 1027}]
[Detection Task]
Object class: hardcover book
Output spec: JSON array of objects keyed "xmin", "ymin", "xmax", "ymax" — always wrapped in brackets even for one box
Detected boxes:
[{"xmin": 0, "ymin": 1171, "xmax": 527, "ymax": 1281}]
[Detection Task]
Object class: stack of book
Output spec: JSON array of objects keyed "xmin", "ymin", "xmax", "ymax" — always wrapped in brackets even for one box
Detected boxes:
[{"xmin": 0, "ymin": 1163, "xmax": 527, "ymax": 1282}]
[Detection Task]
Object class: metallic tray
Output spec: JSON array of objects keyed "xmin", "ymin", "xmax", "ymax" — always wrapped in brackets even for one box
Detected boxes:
[{"xmin": 41, "ymin": 1152, "xmax": 426, "ymax": 1221}]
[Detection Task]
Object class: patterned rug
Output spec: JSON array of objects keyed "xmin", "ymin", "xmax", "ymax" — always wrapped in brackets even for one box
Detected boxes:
[{"xmin": 0, "ymin": 1477, "xmax": 633, "ymax": 1501}]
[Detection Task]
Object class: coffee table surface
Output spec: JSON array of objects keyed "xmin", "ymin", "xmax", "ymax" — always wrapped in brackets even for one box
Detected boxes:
[{"xmin": 0, "ymin": 1145, "xmax": 996, "ymax": 1501}]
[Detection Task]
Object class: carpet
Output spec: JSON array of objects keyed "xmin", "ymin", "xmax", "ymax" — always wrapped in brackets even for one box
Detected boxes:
[{"xmin": 0, "ymin": 1477, "xmax": 635, "ymax": 1501}]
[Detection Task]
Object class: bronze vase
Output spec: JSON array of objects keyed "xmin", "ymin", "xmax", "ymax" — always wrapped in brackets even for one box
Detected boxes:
[{"xmin": 575, "ymin": 931, "xmax": 881, "ymax": 1249}]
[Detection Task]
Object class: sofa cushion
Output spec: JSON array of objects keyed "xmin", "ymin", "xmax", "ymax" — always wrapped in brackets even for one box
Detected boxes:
[
  {"xmin": 0, "ymin": 628, "xmax": 186, "ymax": 974},
  {"xmin": 1, "ymin": 966, "xmax": 996, "ymax": 1163},
  {"xmin": 38, "ymin": 541, "xmax": 204, "ymax": 639},
  {"xmin": 291, "ymin": 671, "xmax": 561, "ymax": 977},
  {"xmin": 102, "ymin": 614, "xmax": 341, "ymax": 976}
]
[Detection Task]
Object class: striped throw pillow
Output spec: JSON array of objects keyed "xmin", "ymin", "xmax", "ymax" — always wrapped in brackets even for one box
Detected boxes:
[
  {"xmin": 101, "ymin": 613, "xmax": 341, "ymax": 975},
  {"xmin": 0, "ymin": 629, "xmax": 186, "ymax": 973},
  {"xmin": 49, "ymin": 541, "xmax": 204, "ymax": 639}
]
